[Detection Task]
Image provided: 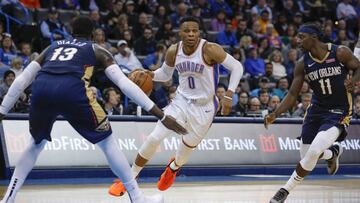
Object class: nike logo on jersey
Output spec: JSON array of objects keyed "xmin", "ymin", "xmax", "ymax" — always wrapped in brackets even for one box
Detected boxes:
[{"xmin": 308, "ymin": 62, "xmax": 316, "ymax": 67}]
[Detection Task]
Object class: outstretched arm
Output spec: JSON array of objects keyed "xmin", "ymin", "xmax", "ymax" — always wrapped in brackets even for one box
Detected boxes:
[
  {"xmin": 94, "ymin": 44, "xmax": 187, "ymax": 134},
  {"xmin": 264, "ymin": 58, "xmax": 305, "ymax": 128},
  {"xmin": 204, "ymin": 42, "xmax": 243, "ymax": 115},
  {"xmin": 0, "ymin": 47, "xmax": 49, "ymax": 117}
]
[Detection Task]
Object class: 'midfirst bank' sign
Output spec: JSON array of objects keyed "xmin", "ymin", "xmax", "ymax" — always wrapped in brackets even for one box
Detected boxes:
[{"xmin": 1, "ymin": 118, "xmax": 360, "ymax": 167}]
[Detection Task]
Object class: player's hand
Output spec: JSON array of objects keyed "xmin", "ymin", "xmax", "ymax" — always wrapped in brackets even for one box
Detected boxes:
[
  {"xmin": 344, "ymin": 73, "xmax": 354, "ymax": 93},
  {"xmin": 220, "ymin": 96, "xmax": 232, "ymax": 116},
  {"xmin": 161, "ymin": 115, "xmax": 188, "ymax": 135},
  {"xmin": 264, "ymin": 112, "xmax": 277, "ymax": 129}
]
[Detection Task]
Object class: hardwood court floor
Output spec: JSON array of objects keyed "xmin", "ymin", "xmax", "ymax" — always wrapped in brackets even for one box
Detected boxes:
[{"xmin": 0, "ymin": 176, "xmax": 359, "ymax": 203}]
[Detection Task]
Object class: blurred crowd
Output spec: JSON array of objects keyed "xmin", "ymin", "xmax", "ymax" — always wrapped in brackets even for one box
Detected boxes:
[{"xmin": 0, "ymin": 0, "xmax": 359, "ymax": 118}]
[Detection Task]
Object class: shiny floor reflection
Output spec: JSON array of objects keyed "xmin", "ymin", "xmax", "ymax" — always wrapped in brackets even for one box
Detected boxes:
[{"xmin": 1, "ymin": 178, "xmax": 359, "ymax": 203}]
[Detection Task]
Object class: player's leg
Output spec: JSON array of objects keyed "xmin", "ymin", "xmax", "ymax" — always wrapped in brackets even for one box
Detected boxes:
[
  {"xmin": 270, "ymin": 126, "xmax": 341, "ymax": 203},
  {"xmin": 157, "ymin": 139, "xmax": 195, "ymax": 191},
  {"xmin": 0, "ymin": 138, "xmax": 47, "ymax": 203}
]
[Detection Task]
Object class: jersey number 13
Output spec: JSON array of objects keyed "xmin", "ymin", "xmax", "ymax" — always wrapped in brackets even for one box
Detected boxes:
[{"xmin": 50, "ymin": 47, "xmax": 78, "ymax": 61}]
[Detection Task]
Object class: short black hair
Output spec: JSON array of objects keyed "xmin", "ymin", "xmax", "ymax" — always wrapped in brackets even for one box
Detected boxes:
[
  {"xmin": 179, "ymin": 16, "xmax": 200, "ymax": 27},
  {"xmin": 71, "ymin": 16, "xmax": 94, "ymax": 38}
]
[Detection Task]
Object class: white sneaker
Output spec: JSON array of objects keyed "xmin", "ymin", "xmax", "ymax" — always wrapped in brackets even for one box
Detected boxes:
[{"xmin": 131, "ymin": 193, "xmax": 164, "ymax": 203}]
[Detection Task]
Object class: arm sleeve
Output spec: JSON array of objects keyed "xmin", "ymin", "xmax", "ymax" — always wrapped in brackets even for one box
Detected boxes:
[
  {"xmin": 153, "ymin": 62, "xmax": 175, "ymax": 82},
  {"xmin": 220, "ymin": 53, "xmax": 244, "ymax": 92},
  {"xmin": 104, "ymin": 64, "xmax": 155, "ymax": 111},
  {"xmin": 0, "ymin": 61, "xmax": 41, "ymax": 114}
]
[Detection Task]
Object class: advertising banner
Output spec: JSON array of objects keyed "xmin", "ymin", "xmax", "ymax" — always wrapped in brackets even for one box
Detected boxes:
[{"xmin": 2, "ymin": 119, "xmax": 360, "ymax": 168}]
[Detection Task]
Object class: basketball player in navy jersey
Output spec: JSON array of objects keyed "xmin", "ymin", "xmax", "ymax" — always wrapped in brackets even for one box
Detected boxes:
[
  {"xmin": 265, "ymin": 23, "xmax": 360, "ymax": 203},
  {"xmin": 0, "ymin": 16, "xmax": 187, "ymax": 203}
]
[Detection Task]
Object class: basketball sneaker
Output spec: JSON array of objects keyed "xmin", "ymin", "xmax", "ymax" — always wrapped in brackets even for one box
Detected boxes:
[
  {"xmin": 108, "ymin": 179, "xmax": 126, "ymax": 197},
  {"xmin": 132, "ymin": 193, "xmax": 164, "ymax": 203},
  {"xmin": 327, "ymin": 142, "xmax": 343, "ymax": 175},
  {"xmin": 269, "ymin": 188, "xmax": 289, "ymax": 203},
  {"xmin": 157, "ymin": 157, "xmax": 179, "ymax": 191}
]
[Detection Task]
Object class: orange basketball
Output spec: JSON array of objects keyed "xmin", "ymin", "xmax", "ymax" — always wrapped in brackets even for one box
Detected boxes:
[{"xmin": 128, "ymin": 70, "xmax": 153, "ymax": 96}]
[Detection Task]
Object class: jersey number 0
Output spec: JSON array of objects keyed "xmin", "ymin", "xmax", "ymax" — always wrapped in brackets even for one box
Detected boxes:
[{"xmin": 50, "ymin": 47, "xmax": 78, "ymax": 61}]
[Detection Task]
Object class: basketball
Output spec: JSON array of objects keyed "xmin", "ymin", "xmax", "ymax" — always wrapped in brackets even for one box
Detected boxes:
[{"xmin": 128, "ymin": 70, "xmax": 153, "ymax": 96}]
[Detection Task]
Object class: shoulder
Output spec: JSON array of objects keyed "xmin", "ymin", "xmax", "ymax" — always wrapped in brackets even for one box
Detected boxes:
[
  {"xmin": 336, "ymin": 45, "xmax": 352, "ymax": 57},
  {"xmin": 165, "ymin": 43, "xmax": 179, "ymax": 66}
]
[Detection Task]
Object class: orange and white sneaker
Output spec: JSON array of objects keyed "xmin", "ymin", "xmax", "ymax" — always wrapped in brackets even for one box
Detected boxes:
[
  {"xmin": 157, "ymin": 157, "xmax": 179, "ymax": 191},
  {"xmin": 108, "ymin": 179, "xmax": 126, "ymax": 197}
]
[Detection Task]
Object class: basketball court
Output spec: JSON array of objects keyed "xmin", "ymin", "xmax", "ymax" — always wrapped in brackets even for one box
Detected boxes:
[{"xmin": 1, "ymin": 175, "xmax": 359, "ymax": 203}]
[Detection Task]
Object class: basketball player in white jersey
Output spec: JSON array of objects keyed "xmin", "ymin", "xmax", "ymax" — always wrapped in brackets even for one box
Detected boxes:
[{"xmin": 108, "ymin": 16, "xmax": 244, "ymax": 196}]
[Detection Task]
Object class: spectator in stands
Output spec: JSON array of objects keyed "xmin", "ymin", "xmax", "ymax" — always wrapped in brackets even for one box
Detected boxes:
[
  {"xmin": 152, "ymin": 5, "xmax": 168, "ymax": 28},
  {"xmin": 264, "ymin": 61, "xmax": 277, "ymax": 89},
  {"xmin": 274, "ymin": 13, "xmax": 288, "ymax": 36},
  {"xmin": 251, "ymin": 21, "xmax": 264, "ymax": 39},
  {"xmin": 272, "ymin": 77, "xmax": 289, "ymax": 100},
  {"xmin": 137, "ymin": 0, "xmax": 154, "ymax": 14},
  {"xmin": 56, "ymin": 0, "xmax": 80, "ymax": 10},
  {"xmin": 211, "ymin": 9, "xmax": 226, "ymax": 32},
  {"xmin": 353, "ymin": 101, "xmax": 360, "ymax": 119},
  {"xmin": 170, "ymin": 2, "xmax": 188, "ymax": 28},
  {"xmin": 293, "ymin": 12, "xmax": 303, "ymax": 28},
  {"xmin": 122, "ymin": 29, "xmax": 134, "ymax": 48},
  {"xmin": 265, "ymin": 24, "xmax": 282, "ymax": 49},
  {"xmin": 283, "ymin": 0, "xmax": 300, "ymax": 19},
  {"xmin": 258, "ymin": 89, "xmax": 269, "ymax": 110},
  {"xmin": 155, "ymin": 19, "xmax": 174, "ymax": 41},
  {"xmin": 246, "ymin": 97, "xmax": 262, "ymax": 117},
  {"xmin": 250, "ymin": 76, "xmax": 270, "ymax": 97},
  {"xmin": 216, "ymin": 22, "xmax": 238, "ymax": 47},
  {"xmin": 109, "ymin": 13, "xmax": 129, "ymax": 39},
  {"xmin": 292, "ymin": 93, "xmax": 312, "ymax": 118},
  {"xmin": 132, "ymin": 12, "xmax": 149, "ymax": 39},
  {"xmin": 114, "ymin": 40, "xmax": 143, "ymax": 74},
  {"xmin": 258, "ymin": 10, "xmax": 272, "ymax": 34},
  {"xmin": 89, "ymin": 9, "xmax": 109, "ymax": 35},
  {"xmin": 125, "ymin": 0, "xmax": 138, "ymax": 27},
  {"xmin": 9, "ymin": 57, "xmax": 24, "ymax": 77},
  {"xmin": 244, "ymin": 46, "xmax": 265, "ymax": 78},
  {"xmin": 133, "ymin": 25, "xmax": 156, "ymax": 55},
  {"xmin": 92, "ymin": 28, "xmax": 113, "ymax": 51},
  {"xmin": 104, "ymin": 0, "xmax": 124, "ymax": 28},
  {"xmin": 258, "ymin": 37, "xmax": 273, "ymax": 59},
  {"xmin": 40, "ymin": 7, "xmax": 68, "ymax": 48},
  {"xmin": 195, "ymin": 0, "xmax": 212, "ymax": 18},
  {"xmin": 232, "ymin": 90, "xmax": 249, "ymax": 117},
  {"xmin": 143, "ymin": 44, "xmax": 166, "ymax": 70},
  {"xmin": 209, "ymin": 0, "xmax": 233, "ymax": 17},
  {"xmin": 285, "ymin": 49, "xmax": 298, "ymax": 80},
  {"xmin": 0, "ymin": 70, "xmax": 15, "ymax": 98},
  {"xmin": 0, "ymin": 22, "xmax": 4, "ymax": 42},
  {"xmin": 323, "ymin": 25, "xmax": 336, "ymax": 43},
  {"xmin": 267, "ymin": 95, "xmax": 280, "ymax": 113},
  {"xmin": 0, "ymin": 33, "xmax": 17, "ymax": 67},
  {"xmin": 149, "ymin": 79, "xmax": 174, "ymax": 109},
  {"xmin": 18, "ymin": 42, "xmax": 32, "ymax": 66},
  {"xmin": 336, "ymin": 19, "xmax": 356, "ymax": 40},
  {"xmin": 336, "ymin": 0, "xmax": 357, "ymax": 21},
  {"xmin": 334, "ymin": 29, "xmax": 352, "ymax": 47},
  {"xmin": 102, "ymin": 87, "xmax": 122, "ymax": 115},
  {"xmin": 251, "ymin": 0, "xmax": 273, "ymax": 20},
  {"xmin": 269, "ymin": 49, "xmax": 286, "ymax": 80},
  {"xmin": 231, "ymin": 0, "xmax": 250, "ymax": 18},
  {"xmin": 236, "ymin": 19, "xmax": 257, "ymax": 43},
  {"xmin": 216, "ymin": 83, "xmax": 227, "ymax": 101}
]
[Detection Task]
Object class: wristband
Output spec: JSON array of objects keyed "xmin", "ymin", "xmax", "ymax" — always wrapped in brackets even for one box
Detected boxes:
[
  {"xmin": 160, "ymin": 114, "xmax": 166, "ymax": 122},
  {"xmin": 224, "ymin": 95, "xmax": 232, "ymax": 100}
]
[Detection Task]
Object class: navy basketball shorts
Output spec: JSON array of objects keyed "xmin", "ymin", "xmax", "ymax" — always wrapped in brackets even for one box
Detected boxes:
[
  {"xmin": 300, "ymin": 104, "xmax": 351, "ymax": 144},
  {"xmin": 29, "ymin": 73, "xmax": 112, "ymax": 144}
]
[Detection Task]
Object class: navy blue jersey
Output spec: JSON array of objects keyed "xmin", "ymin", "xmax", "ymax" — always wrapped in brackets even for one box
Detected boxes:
[
  {"xmin": 303, "ymin": 44, "xmax": 352, "ymax": 111},
  {"xmin": 41, "ymin": 39, "xmax": 96, "ymax": 79}
]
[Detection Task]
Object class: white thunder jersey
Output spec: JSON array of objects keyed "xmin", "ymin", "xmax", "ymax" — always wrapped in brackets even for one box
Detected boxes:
[{"xmin": 175, "ymin": 39, "xmax": 219, "ymax": 101}]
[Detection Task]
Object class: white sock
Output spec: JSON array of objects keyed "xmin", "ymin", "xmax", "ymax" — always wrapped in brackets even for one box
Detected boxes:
[
  {"xmin": 1, "ymin": 138, "xmax": 46, "ymax": 203},
  {"xmin": 283, "ymin": 170, "xmax": 304, "ymax": 192},
  {"xmin": 131, "ymin": 164, "xmax": 143, "ymax": 178},
  {"xmin": 97, "ymin": 135, "xmax": 142, "ymax": 200},
  {"xmin": 169, "ymin": 161, "xmax": 179, "ymax": 171},
  {"xmin": 320, "ymin": 149, "xmax": 333, "ymax": 160}
]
